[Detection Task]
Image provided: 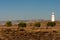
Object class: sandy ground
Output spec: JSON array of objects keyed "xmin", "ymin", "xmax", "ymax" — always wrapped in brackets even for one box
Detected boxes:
[{"xmin": 0, "ymin": 26, "xmax": 59, "ymax": 40}]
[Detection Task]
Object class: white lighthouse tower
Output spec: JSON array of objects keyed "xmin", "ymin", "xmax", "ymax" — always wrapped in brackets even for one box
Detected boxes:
[{"xmin": 51, "ymin": 11, "xmax": 55, "ymax": 22}]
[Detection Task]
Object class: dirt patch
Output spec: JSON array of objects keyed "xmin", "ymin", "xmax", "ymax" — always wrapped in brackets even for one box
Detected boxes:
[{"xmin": 0, "ymin": 29, "xmax": 59, "ymax": 40}]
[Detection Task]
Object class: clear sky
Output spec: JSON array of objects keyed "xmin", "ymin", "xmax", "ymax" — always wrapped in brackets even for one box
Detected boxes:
[{"xmin": 0, "ymin": 0, "xmax": 60, "ymax": 21}]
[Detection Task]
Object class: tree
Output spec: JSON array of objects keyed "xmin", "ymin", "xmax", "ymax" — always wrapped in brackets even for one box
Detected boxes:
[
  {"xmin": 6, "ymin": 21, "xmax": 12, "ymax": 27},
  {"xmin": 34, "ymin": 22, "xmax": 41, "ymax": 27},
  {"xmin": 46, "ymin": 22, "xmax": 56, "ymax": 29}
]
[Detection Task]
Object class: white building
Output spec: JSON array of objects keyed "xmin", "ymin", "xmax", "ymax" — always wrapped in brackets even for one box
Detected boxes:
[{"xmin": 51, "ymin": 11, "xmax": 55, "ymax": 22}]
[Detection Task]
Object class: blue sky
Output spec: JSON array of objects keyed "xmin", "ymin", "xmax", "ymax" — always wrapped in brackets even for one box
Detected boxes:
[{"xmin": 0, "ymin": 0, "xmax": 60, "ymax": 21}]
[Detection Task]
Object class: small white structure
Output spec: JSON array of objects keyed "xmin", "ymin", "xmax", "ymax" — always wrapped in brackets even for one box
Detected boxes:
[{"xmin": 51, "ymin": 11, "xmax": 55, "ymax": 22}]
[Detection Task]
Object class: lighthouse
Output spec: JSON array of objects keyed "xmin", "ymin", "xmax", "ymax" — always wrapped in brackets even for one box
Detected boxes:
[{"xmin": 51, "ymin": 11, "xmax": 55, "ymax": 22}]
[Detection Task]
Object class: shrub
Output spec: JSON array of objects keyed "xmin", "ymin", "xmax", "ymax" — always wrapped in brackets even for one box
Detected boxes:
[
  {"xmin": 6, "ymin": 21, "xmax": 12, "ymax": 27},
  {"xmin": 47, "ymin": 22, "xmax": 56, "ymax": 27},
  {"xmin": 34, "ymin": 22, "xmax": 41, "ymax": 27},
  {"xmin": 18, "ymin": 22, "xmax": 26, "ymax": 27}
]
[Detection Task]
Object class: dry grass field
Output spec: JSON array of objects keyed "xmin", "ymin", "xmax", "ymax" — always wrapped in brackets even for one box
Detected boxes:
[{"xmin": 0, "ymin": 21, "xmax": 60, "ymax": 40}]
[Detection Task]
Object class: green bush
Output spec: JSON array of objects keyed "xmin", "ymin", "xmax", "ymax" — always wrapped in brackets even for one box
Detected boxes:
[
  {"xmin": 47, "ymin": 22, "xmax": 56, "ymax": 27},
  {"xmin": 18, "ymin": 22, "xmax": 26, "ymax": 27},
  {"xmin": 6, "ymin": 21, "xmax": 12, "ymax": 27},
  {"xmin": 34, "ymin": 22, "xmax": 41, "ymax": 27}
]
